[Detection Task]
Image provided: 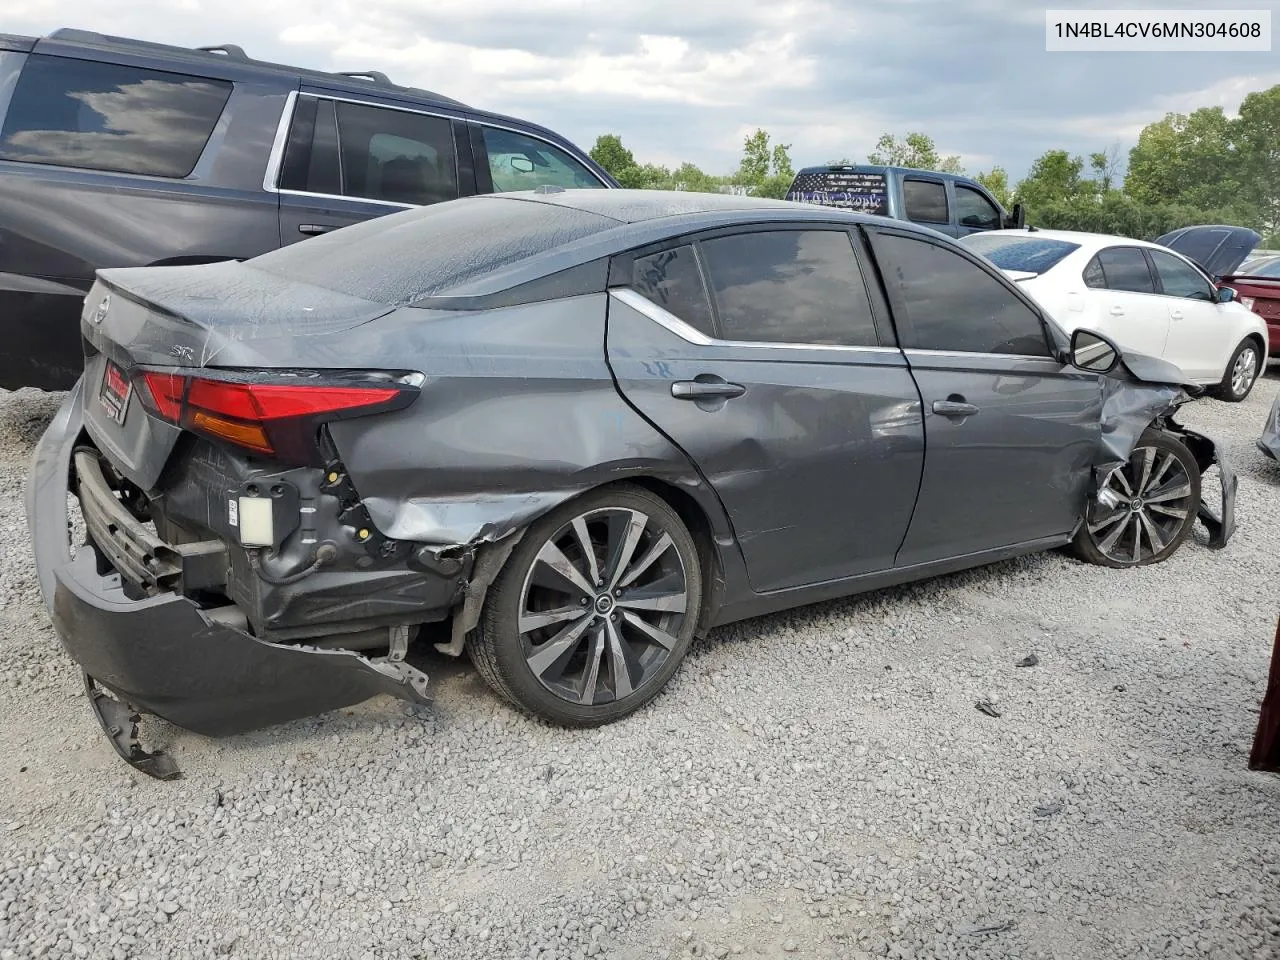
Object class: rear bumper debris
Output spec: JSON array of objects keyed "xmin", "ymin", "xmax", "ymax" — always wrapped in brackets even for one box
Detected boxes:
[
  {"xmin": 1260, "ymin": 395, "xmax": 1280, "ymax": 461},
  {"xmin": 25, "ymin": 383, "xmax": 432, "ymax": 766}
]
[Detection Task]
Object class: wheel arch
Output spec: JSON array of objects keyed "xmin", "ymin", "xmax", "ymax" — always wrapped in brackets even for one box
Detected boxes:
[{"xmin": 441, "ymin": 474, "xmax": 733, "ymax": 655}]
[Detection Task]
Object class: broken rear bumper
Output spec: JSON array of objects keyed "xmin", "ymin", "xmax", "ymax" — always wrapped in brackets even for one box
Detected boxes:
[{"xmin": 25, "ymin": 382, "xmax": 431, "ymax": 739}]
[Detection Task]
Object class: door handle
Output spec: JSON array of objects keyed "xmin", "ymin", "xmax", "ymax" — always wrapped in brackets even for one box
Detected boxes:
[
  {"xmin": 298, "ymin": 223, "xmax": 338, "ymax": 235},
  {"xmin": 1170, "ymin": 309, "xmax": 1184, "ymax": 320},
  {"xmin": 671, "ymin": 380, "xmax": 746, "ymax": 400},
  {"xmin": 1109, "ymin": 305, "xmax": 1125, "ymax": 316},
  {"xmin": 932, "ymin": 399, "xmax": 980, "ymax": 417}
]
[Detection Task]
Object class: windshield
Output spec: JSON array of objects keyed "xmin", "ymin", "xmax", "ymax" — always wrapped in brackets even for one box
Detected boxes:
[
  {"xmin": 961, "ymin": 234, "xmax": 1080, "ymax": 274},
  {"xmin": 1241, "ymin": 257, "xmax": 1280, "ymax": 279}
]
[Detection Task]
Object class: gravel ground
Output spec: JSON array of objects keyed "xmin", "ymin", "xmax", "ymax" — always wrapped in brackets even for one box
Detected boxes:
[{"xmin": 1, "ymin": 373, "xmax": 1278, "ymax": 960}]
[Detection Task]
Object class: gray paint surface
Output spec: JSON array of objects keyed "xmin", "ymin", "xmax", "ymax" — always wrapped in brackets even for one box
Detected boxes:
[{"xmin": 24, "ymin": 188, "xmax": 1242, "ymax": 737}]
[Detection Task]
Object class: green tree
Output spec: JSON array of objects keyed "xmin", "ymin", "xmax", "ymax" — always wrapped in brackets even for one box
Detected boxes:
[
  {"xmin": 867, "ymin": 132, "xmax": 963, "ymax": 173},
  {"xmin": 1123, "ymin": 107, "xmax": 1238, "ymax": 210},
  {"xmin": 588, "ymin": 134, "xmax": 651, "ymax": 188},
  {"xmin": 733, "ymin": 129, "xmax": 795, "ymax": 198},
  {"xmin": 1233, "ymin": 86, "xmax": 1280, "ymax": 238},
  {"xmin": 1032, "ymin": 193, "xmax": 1247, "ymax": 240},
  {"xmin": 974, "ymin": 167, "xmax": 1011, "ymax": 207},
  {"xmin": 1014, "ymin": 150, "xmax": 1087, "ymax": 208}
]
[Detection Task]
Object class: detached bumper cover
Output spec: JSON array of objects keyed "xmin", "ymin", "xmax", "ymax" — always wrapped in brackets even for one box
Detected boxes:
[{"xmin": 25, "ymin": 383, "xmax": 431, "ymax": 739}]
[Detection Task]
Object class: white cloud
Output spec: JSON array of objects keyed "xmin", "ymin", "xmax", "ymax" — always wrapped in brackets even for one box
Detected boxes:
[{"xmin": 7, "ymin": 0, "xmax": 1280, "ymax": 181}]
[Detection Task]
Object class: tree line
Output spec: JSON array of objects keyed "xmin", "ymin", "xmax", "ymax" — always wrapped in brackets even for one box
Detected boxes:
[{"xmin": 588, "ymin": 84, "xmax": 1280, "ymax": 246}]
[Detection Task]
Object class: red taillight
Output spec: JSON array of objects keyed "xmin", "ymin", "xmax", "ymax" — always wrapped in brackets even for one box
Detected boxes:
[
  {"xmin": 140, "ymin": 371, "xmax": 185, "ymax": 422},
  {"xmin": 186, "ymin": 379, "xmax": 400, "ymax": 421},
  {"xmin": 134, "ymin": 369, "xmax": 415, "ymax": 461}
]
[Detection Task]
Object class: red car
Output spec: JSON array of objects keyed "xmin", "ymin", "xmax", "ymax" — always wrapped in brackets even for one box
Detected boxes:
[{"xmin": 1221, "ymin": 255, "xmax": 1280, "ymax": 358}]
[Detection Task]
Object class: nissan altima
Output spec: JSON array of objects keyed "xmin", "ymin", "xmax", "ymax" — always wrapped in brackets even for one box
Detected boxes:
[{"xmin": 26, "ymin": 189, "xmax": 1236, "ymax": 774}]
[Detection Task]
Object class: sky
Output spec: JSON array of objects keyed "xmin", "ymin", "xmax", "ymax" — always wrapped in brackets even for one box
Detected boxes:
[{"xmin": 8, "ymin": 0, "xmax": 1280, "ymax": 182}]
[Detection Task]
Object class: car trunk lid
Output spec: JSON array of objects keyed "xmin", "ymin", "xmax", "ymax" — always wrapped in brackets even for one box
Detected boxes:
[
  {"xmin": 1156, "ymin": 224, "xmax": 1260, "ymax": 278},
  {"xmin": 80, "ymin": 262, "xmax": 397, "ymax": 490}
]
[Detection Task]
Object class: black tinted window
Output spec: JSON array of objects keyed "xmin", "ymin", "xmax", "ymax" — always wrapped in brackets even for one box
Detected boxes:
[
  {"xmin": 903, "ymin": 179, "xmax": 948, "ymax": 224},
  {"xmin": 0, "ymin": 55, "xmax": 230, "ymax": 177},
  {"xmin": 630, "ymin": 246, "xmax": 714, "ymax": 336},
  {"xmin": 873, "ymin": 233, "xmax": 1050, "ymax": 356},
  {"xmin": 278, "ymin": 97, "xmax": 342, "ymax": 196},
  {"xmin": 955, "ymin": 186, "xmax": 1000, "ymax": 229},
  {"xmin": 1149, "ymin": 250, "xmax": 1214, "ymax": 300},
  {"xmin": 333, "ymin": 101, "xmax": 458, "ymax": 206},
  {"xmin": 1083, "ymin": 256, "xmax": 1106, "ymax": 288},
  {"xmin": 1097, "ymin": 247, "xmax": 1155, "ymax": 294},
  {"xmin": 700, "ymin": 230, "xmax": 878, "ymax": 347}
]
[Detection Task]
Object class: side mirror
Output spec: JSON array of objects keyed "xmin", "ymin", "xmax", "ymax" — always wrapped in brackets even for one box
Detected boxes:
[
  {"xmin": 1004, "ymin": 203, "xmax": 1026, "ymax": 230},
  {"xmin": 510, "ymin": 156, "xmax": 535, "ymax": 173},
  {"xmin": 1216, "ymin": 286, "xmax": 1238, "ymax": 304},
  {"xmin": 1070, "ymin": 329, "xmax": 1120, "ymax": 374}
]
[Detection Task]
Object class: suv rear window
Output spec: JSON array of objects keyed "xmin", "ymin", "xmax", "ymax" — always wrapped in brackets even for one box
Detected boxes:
[
  {"xmin": 248, "ymin": 196, "xmax": 614, "ymax": 303},
  {"xmin": 0, "ymin": 54, "xmax": 231, "ymax": 178},
  {"xmin": 961, "ymin": 234, "xmax": 1081, "ymax": 274}
]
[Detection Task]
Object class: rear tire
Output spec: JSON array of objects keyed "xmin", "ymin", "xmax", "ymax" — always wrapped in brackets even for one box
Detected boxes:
[
  {"xmin": 467, "ymin": 484, "xmax": 702, "ymax": 727},
  {"xmin": 1212, "ymin": 338, "xmax": 1262, "ymax": 402},
  {"xmin": 1072, "ymin": 430, "xmax": 1200, "ymax": 568}
]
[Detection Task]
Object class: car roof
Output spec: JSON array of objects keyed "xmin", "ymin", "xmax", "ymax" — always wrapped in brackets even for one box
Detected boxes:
[
  {"xmin": 37, "ymin": 27, "xmax": 468, "ymax": 108},
  {"xmin": 510, "ymin": 189, "xmax": 820, "ymax": 223},
  {"xmin": 964, "ymin": 228, "xmax": 1169, "ymax": 253},
  {"xmin": 794, "ymin": 164, "xmax": 977, "ymax": 181}
]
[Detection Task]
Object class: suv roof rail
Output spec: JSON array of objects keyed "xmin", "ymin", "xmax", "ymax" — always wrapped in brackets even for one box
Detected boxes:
[
  {"xmin": 196, "ymin": 43, "xmax": 249, "ymax": 60},
  {"xmin": 336, "ymin": 70, "xmax": 393, "ymax": 85},
  {"xmin": 42, "ymin": 27, "xmax": 467, "ymax": 107}
]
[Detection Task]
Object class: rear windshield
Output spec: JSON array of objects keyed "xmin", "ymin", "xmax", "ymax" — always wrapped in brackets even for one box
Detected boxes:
[
  {"xmin": 248, "ymin": 196, "xmax": 615, "ymax": 303},
  {"xmin": 961, "ymin": 234, "xmax": 1080, "ymax": 274},
  {"xmin": 786, "ymin": 170, "xmax": 889, "ymax": 216}
]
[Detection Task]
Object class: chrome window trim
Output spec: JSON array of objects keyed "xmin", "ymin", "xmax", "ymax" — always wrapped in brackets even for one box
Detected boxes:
[
  {"xmin": 262, "ymin": 90, "xmax": 462, "ymax": 202},
  {"xmin": 904, "ymin": 347, "xmax": 1062, "ymax": 365},
  {"xmin": 609, "ymin": 288, "xmax": 900, "ymax": 355},
  {"xmin": 261, "ymin": 89, "xmax": 298, "ymax": 192}
]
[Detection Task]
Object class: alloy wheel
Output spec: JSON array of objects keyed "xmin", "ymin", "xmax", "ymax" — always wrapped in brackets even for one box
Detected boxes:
[
  {"xmin": 1231, "ymin": 345, "xmax": 1259, "ymax": 398},
  {"xmin": 518, "ymin": 507, "xmax": 690, "ymax": 706},
  {"xmin": 1086, "ymin": 445, "xmax": 1196, "ymax": 564}
]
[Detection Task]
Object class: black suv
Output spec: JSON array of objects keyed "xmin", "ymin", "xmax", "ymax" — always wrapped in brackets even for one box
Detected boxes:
[{"xmin": 0, "ymin": 29, "xmax": 617, "ymax": 391}]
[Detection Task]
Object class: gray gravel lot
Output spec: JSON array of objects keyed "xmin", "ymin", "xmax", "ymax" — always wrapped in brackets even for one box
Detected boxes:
[{"xmin": 1, "ymin": 374, "xmax": 1278, "ymax": 960}]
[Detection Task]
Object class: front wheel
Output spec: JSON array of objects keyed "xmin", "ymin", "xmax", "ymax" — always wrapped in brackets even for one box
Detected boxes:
[
  {"xmin": 467, "ymin": 484, "xmax": 702, "ymax": 727},
  {"xmin": 1213, "ymin": 338, "xmax": 1262, "ymax": 402},
  {"xmin": 1073, "ymin": 430, "xmax": 1201, "ymax": 568}
]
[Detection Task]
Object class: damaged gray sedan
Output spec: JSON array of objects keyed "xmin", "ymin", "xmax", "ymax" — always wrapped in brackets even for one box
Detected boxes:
[{"xmin": 26, "ymin": 189, "xmax": 1237, "ymax": 772}]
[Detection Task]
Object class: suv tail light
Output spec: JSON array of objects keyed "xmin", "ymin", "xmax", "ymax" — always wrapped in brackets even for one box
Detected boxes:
[{"xmin": 135, "ymin": 368, "xmax": 421, "ymax": 463}]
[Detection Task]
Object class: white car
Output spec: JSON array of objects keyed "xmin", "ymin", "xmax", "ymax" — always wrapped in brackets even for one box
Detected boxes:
[{"xmin": 960, "ymin": 227, "xmax": 1269, "ymax": 402}]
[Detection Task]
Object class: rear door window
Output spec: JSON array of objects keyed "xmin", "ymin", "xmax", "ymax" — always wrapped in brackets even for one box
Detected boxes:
[
  {"xmin": 902, "ymin": 179, "xmax": 948, "ymax": 224},
  {"xmin": 628, "ymin": 245, "xmax": 716, "ymax": 337},
  {"xmin": 699, "ymin": 229, "xmax": 879, "ymax": 347},
  {"xmin": 335, "ymin": 101, "xmax": 458, "ymax": 206},
  {"xmin": 0, "ymin": 54, "xmax": 231, "ymax": 177},
  {"xmin": 480, "ymin": 126, "xmax": 605, "ymax": 192},
  {"xmin": 1096, "ymin": 247, "xmax": 1156, "ymax": 294}
]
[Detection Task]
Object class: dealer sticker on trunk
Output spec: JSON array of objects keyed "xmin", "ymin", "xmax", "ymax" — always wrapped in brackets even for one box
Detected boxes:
[{"xmin": 98, "ymin": 360, "xmax": 132, "ymax": 425}]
